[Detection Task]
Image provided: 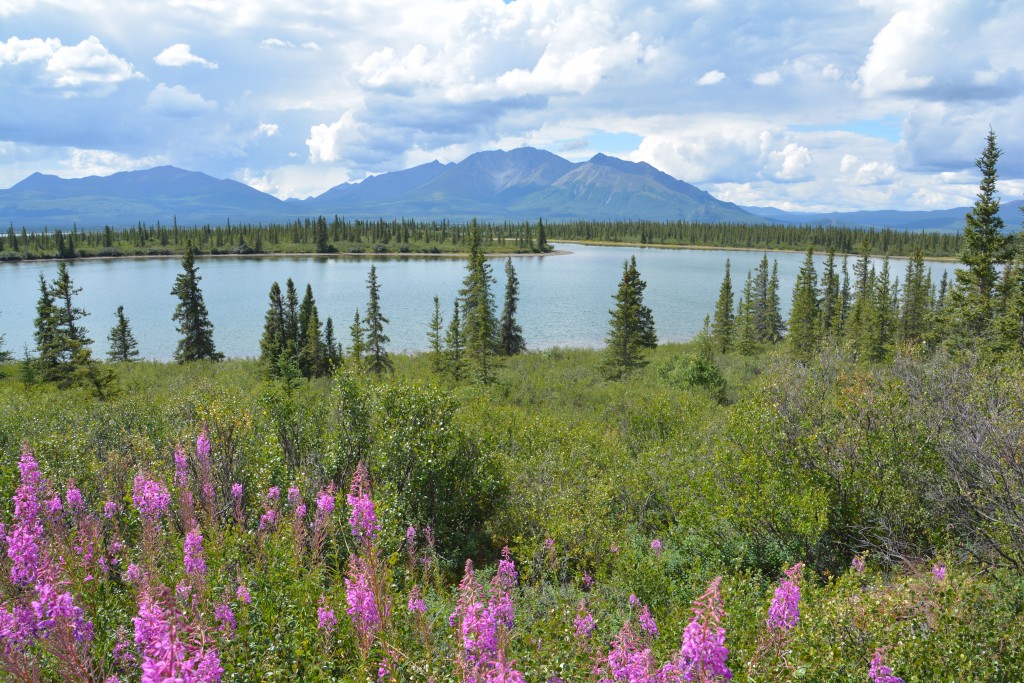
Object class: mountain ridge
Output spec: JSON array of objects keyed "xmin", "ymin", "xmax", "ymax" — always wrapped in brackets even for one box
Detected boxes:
[{"xmin": 0, "ymin": 147, "xmax": 1006, "ymax": 232}]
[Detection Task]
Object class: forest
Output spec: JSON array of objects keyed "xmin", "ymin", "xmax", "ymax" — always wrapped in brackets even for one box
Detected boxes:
[
  {"xmin": 0, "ymin": 213, "xmax": 962, "ymax": 263},
  {"xmin": 0, "ymin": 132, "xmax": 1022, "ymax": 682}
]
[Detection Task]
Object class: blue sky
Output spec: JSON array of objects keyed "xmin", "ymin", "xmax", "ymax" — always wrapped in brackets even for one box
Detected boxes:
[{"xmin": 1, "ymin": 0, "xmax": 1022, "ymax": 212}]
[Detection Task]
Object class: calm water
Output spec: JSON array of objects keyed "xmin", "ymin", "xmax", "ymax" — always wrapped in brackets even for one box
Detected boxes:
[{"xmin": 0, "ymin": 244, "xmax": 956, "ymax": 361}]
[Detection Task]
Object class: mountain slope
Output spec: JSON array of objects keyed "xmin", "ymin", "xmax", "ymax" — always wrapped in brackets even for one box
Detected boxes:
[{"xmin": 0, "ymin": 166, "xmax": 294, "ymax": 228}]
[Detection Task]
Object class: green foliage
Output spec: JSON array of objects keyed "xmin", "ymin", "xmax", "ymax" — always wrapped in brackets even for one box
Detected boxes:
[
  {"xmin": 459, "ymin": 221, "xmax": 498, "ymax": 384},
  {"xmin": 603, "ymin": 256, "xmax": 657, "ymax": 379},
  {"xmin": 364, "ymin": 265, "xmax": 392, "ymax": 375},
  {"xmin": 170, "ymin": 246, "xmax": 223, "ymax": 362},
  {"xmin": 107, "ymin": 304, "xmax": 140, "ymax": 362},
  {"xmin": 498, "ymin": 257, "xmax": 526, "ymax": 356}
]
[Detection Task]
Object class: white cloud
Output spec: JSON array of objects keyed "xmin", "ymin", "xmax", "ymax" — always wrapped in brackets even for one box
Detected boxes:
[
  {"xmin": 306, "ymin": 110, "xmax": 365, "ymax": 163},
  {"xmin": 61, "ymin": 148, "xmax": 163, "ymax": 176},
  {"xmin": 145, "ymin": 83, "xmax": 217, "ymax": 117},
  {"xmin": 257, "ymin": 123, "xmax": 279, "ymax": 136},
  {"xmin": 753, "ymin": 70, "xmax": 781, "ymax": 86},
  {"xmin": 260, "ymin": 38, "xmax": 293, "ymax": 49},
  {"xmin": 765, "ymin": 142, "xmax": 813, "ymax": 181},
  {"xmin": 696, "ymin": 69, "xmax": 726, "ymax": 86},
  {"xmin": 154, "ymin": 43, "xmax": 218, "ymax": 69},
  {"xmin": 0, "ymin": 35, "xmax": 142, "ymax": 93}
]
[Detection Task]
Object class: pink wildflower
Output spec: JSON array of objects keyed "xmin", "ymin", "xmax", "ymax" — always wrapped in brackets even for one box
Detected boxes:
[
  {"xmin": 408, "ymin": 584, "xmax": 428, "ymax": 613},
  {"xmin": 347, "ymin": 463, "xmax": 379, "ymax": 540},
  {"xmin": 673, "ymin": 577, "xmax": 732, "ymax": 681},
  {"xmin": 317, "ymin": 597, "xmax": 337, "ymax": 635},
  {"xmin": 651, "ymin": 538, "xmax": 663, "ymax": 556},
  {"xmin": 183, "ymin": 529, "xmax": 206, "ymax": 577},
  {"xmin": 869, "ymin": 648, "xmax": 904, "ymax": 683},
  {"xmin": 7, "ymin": 446, "xmax": 45, "ymax": 586},
  {"xmin": 767, "ymin": 563, "xmax": 802, "ymax": 632},
  {"xmin": 345, "ymin": 562, "xmax": 381, "ymax": 635},
  {"xmin": 638, "ymin": 604, "xmax": 659, "ymax": 638},
  {"xmin": 215, "ymin": 601, "xmax": 236, "ymax": 635},
  {"xmin": 932, "ymin": 562, "xmax": 946, "ymax": 581},
  {"xmin": 236, "ymin": 584, "xmax": 252, "ymax": 604},
  {"xmin": 103, "ymin": 500, "xmax": 119, "ymax": 519},
  {"xmin": 852, "ymin": 555, "xmax": 866, "ymax": 573},
  {"xmin": 573, "ymin": 602, "xmax": 594, "ymax": 639},
  {"xmin": 132, "ymin": 475, "xmax": 171, "ymax": 523},
  {"xmin": 65, "ymin": 483, "xmax": 84, "ymax": 513}
]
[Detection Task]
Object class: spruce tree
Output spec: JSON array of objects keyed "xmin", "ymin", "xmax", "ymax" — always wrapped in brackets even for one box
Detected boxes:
[
  {"xmin": 763, "ymin": 261, "xmax": 785, "ymax": 343},
  {"xmin": 819, "ymin": 249, "xmax": 840, "ymax": 338},
  {"xmin": 603, "ymin": 256, "xmax": 657, "ymax": 379},
  {"xmin": 736, "ymin": 271, "xmax": 759, "ymax": 356},
  {"xmin": 300, "ymin": 307, "xmax": 324, "ymax": 378},
  {"xmin": 427, "ymin": 295, "xmax": 445, "ymax": 374},
  {"xmin": 753, "ymin": 254, "xmax": 770, "ymax": 341},
  {"xmin": 711, "ymin": 259, "xmax": 734, "ymax": 353},
  {"xmin": 324, "ymin": 317, "xmax": 341, "ymax": 370},
  {"xmin": 284, "ymin": 278, "xmax": 300, "ymax": 354},
  {"xmin": 33, "ymin": 273, "xmax": 60, "ymax": 381},
  {"xmin": 460, "ymin": 221, "xmax": 498, "ymax": 383},
  {"xmin": 107, "ymin": 305, "xmax": 140, "ymax": 362},
  {"xmin": 445, "ymin": 300, "xmax": 465, "ymax": 381},
  {"xmin": 364, "ymin": 266, "xmax": 392, "ymax": 374},
  {"xmin": 170, "ymin": 246, "xmax": 223, "ymax": 362},
  {"xmin": 787, "ymin": 247, "xmax": 820, "ymax": 359},
  {"xmin": 950, "ymin": 129, "xmax": 1009, "ymax": 344},
  {"xmin": 349, "ymin": 309, "xmax": 365, "ymax": 366},
  {"xmin": 899, "ymin": 249, "xmax": 931, "ymax": 343},
  {"xmin": 259, "ymin": 282, "xmax": 286, "ymax": 376},
  {"xmin": 498, "ymin": 257, "xmax": 526, "ymax": 356},
  {"xmin": 537, "ymin": 219, "xmax": 550, "ymax": 253}
]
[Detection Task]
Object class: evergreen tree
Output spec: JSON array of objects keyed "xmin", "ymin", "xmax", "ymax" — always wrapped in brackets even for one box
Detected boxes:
[
  {"xmin": 427, "ymin": 295, "xmax": 445, "ymax": 374},
  {"xmin": 170, "ymin": 247, "xmax": 223, "ymax": 362},
  {"xmin": 753, "ymin": 254, "xmax": 771, "ymax": 341},
  {"xmin": 498, "ymin": 257, "xmax": 526, "ymax": 355},
  {"xmin": 460, "ymin": 221, "xmax": 498, "ymax": 383},
  {"xmin": 300, "ymin": 307, "xmax": 324, "ymax": 378},
  {"xmin": 603, "ymin": 256, "xmax": 657, "ymax": 379},
  {"xmin": 106, "ymin": 305, "xmax": 140, "ymax": 362},
  {"xmin": 283, "ymin": 278, "xmax": 300, "ymax": 352},
  {"xmin": 787, "ymin": 247, "xmax": 820, "ymax": 359},
  {"xmin": 899, "ymin": 248, "xmax": 931, "ymax": 343},
  {"xmin": 763, "ymin": 261, "xmax": 785, "ymax": 343},
  {"xmin": 847, "ymin": 240, "xmax": 874, "ymax": 348},
  {"xmin": 297, "ymin": 284, "xmax": 323, "ymax": 377},
  {"xmin": 819, "ymin": 249, "xmax": 840, "ymax": 338},
  {"xmin": 736, "ymin": 272, "xmax": 759, "ymax": 355},
  {"xmin": 259, "ymin": 282, "xmax": 286, "ymax": 375},
  {"xmin": 35, "ymin": 264, "xmax": 109, "ymax": 394},
  {"xmin": 950, "ymin": 129, "xmax": 1009, "ymax": 345},
  {"xmin": 349, "ymin": 309, "xmax": 365, "ymax": 366},
  {"xmin": 992, "ymin": 256, "xmax": 1024, "ymax": 351},
  {"xmin": 711, "ymin": 259, "xmax": 734, "ymax": 353},
  {"xmin": 537, "ymin": 219, "xmax": 550, "ymax": 253},
  {"xmin": 445, "ymin": 300, "xmax": 465, "ymax": 381},
  {"xmin": 33, "ymin": 273, "xmax": 60, "ymax": 381},
  {"xmin": 364, "ymin": 266, "xmax": 392, "ymax": 374},
  {"xmin": 324, "ymin": 317, "xmax": 341, "ymax": 370}
]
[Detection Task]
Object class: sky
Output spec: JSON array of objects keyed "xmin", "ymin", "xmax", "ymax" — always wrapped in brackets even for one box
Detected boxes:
[{"xmin": 1, "ymin": 0, "xmax": 1023, "ymax": 213}]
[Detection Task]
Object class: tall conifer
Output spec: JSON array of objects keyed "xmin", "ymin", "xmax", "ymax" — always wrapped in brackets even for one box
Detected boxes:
[
  {"xmin": 498, "ymin": 258, "xmax": 526, "ymax": 356},
  {"xmin": 603, "ymin": 256, "xmax": 657, "ymax": 379},
  {"xmin": 364, "ymin": 266, "xmax": 392, "ymax": 374},
  {"xmin": 107, "ymin": 305, "xmax": 140, "ymax": 362},
  {"xmin": 171, "ymin": 247, "xmax": 222, "ymax": 362},
  {"xmin": 711, "ymin": 259, "xmax": 734, "ymax": 353}
]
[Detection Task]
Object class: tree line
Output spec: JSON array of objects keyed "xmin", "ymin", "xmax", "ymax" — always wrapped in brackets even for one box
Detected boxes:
[
  {"xmin": 0, "ymin": 217, "xmax": 551, "ymax": 261},
  {"xmin": 0, "ymin": 211, "xmax": 961, "ymax": 263}
]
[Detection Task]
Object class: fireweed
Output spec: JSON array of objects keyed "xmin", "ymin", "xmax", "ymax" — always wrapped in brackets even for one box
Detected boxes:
[
  {"xmin": 667, "ymin": 577, "xmax": 732, "ymax": 682},
  {"xmin": 343, "ymin": 464, "xmax": 390, "ymax": 660}
]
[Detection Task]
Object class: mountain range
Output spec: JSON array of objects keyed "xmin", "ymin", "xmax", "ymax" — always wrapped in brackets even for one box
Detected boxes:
[{"xmin": 1, "ymin": 147, "xmax": 1019, "ymax": 231}]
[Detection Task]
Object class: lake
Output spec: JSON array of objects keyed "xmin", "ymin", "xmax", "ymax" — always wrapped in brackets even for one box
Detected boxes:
[{"xmin": 0, "ymin": 243, "xmax": 956, "ymax": 361}]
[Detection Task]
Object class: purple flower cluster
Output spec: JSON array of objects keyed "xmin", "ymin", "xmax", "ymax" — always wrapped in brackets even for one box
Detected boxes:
[
  {"xmin": 317, "ymin": 597, "xmax": 337, "ymax": 635},
  {"xmin": 236, "ymin": 584, "xmax": 252, "ymax": 604},
  {"xmin": 347, "ymin": 463, "xmax": 380, "ymax": 540},
  {"xmin": 407, "ymin": 584, "xmax": 427, "ymax": 614},
  {"xmin": 651, "ymin": 539, "xmax": 663, "ymax": 556},
  {"xmin": 766, "ymin": 563, "xmax": 802, "ymax": 632},
  {"xmin": 932, "ymin": 562, "xmax": 946, "ymax": 581},
  {"xmin": 606, "ymin": 622, "xmax": 655, "ymax": 681},
  {"xmin": 215, "ymin": 601, "xmax": 236, "ymax": 635},
  {"xmin": 183, "ymin": 529, "xmax": 206, "ymax": 578},
  {"xmin": 65, "ymin": 483, "xmax": 84, "ymax": 513},
  {"xmin": 133, "ymin": 591, "xmax": 223, "ymax": 683},
  {"xmin": 673, "ymin": 577, "xmax": 732, "ymax": 682},
  {"xmin": 852, "ymin": 555, "xmax": 866, "ymax": 574},
  {"xmin": 869, "ymin": 648, "xmax": 904, "ymax": 683},
  {"xmin": 132, "ymin": 475, "xmax": 171, "ymax": 523},
  {"xmin": 638, "ymin": 604, "xmax": 659, "ymax": 638},
  {"xmin": 345, "ymin": 562, "xmax": 381, "ymax": 635},
  {"xmin": 7, "ymin": 447, "xmax": 45, "ymax": 586},
  {"xmin": 573, "ymin": 603, "xmax": 594, "ymax": 639}
]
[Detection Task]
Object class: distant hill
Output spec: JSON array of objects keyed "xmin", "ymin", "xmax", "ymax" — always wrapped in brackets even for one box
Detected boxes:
[
  {"xmin": 742, "ymin": 200, "xmax": 1024, "ymax": 233},
  {"xmin": 2, "ymin": 149, "xmax": 1017, "ymax": 231}
]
